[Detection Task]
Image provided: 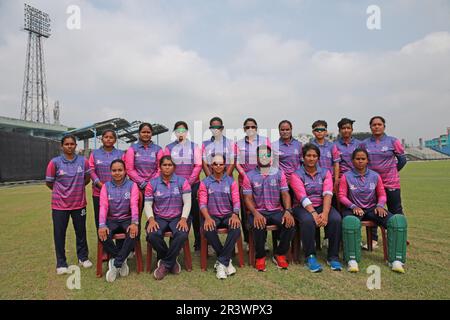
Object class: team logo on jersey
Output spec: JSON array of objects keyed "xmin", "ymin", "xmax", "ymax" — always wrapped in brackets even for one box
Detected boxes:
[
  {"xmin": 96, "ymin": 159, "xmax": 103, "ymax": 165},
  {"xmin": 381, "ymin": 146, "xmax": 389, "ymax": 152},
  {"xmin": 155, "ymin": 191, "xmax": 163, "ymax": 197},
  {"xmin": 208, "ymin": 188, "xmax": 214, "ymax": 194},
  {"xmin": 135, "ymin": 153, "xmax": 141, "ymax": 158},
  {"xmin": 77, "ymin": 166, "xmax": 83, "ymax": 173},
  {"xmin": 369, "ymin": 183, "xmax": 376, "ymax": 190},
  {"xmin": 223, "ymin": 187, "xmax": 230, "ymax": 193},
  {"xmin": 59, "ymin": 170, "xmax": 65, "ymax": 176},
  {"xmin": 124, "ymin": 192, "xmax": 131, "ymax": 200},
  {"xmin": 108, "ymin": 195, "xmax": 114, "ymax": 200},
  {"xmin": 350, "ymin": 184, "xmax": 357, "ymax": 191},
  {"xmin": 173, "ymin": 187, "xmax": 180, "ymax": 195},
  {"xmin": 326, "ymin": 151, "xmax": 332, "ymax": 158},
  {"xmin": 270, "ymin": 179, "xmax": 277, "ymax": 186},
  {"xmin": 253, "ymin": 182, "xmax": 262, "ymax": 188},
  {"xmin": 151, "ymin": 152, "xmax": 156, "ymax": 158}
]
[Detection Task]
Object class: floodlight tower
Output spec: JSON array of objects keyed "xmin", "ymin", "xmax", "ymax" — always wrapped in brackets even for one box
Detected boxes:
[{"xmin": 21, "ymin": 3, "xmax": 52, "ymax": 123}]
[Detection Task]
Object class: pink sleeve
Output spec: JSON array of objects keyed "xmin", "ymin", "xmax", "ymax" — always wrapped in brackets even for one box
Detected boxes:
[
  {"xmin": 182, "ymin": 179, "xmax": 192, "ymax": 194},
  {"xmin": 45, "ymin": 160, "xmax": 56, "ymax": 182},
  {"xmin": 393, "ymin": 139, "xmax": 405, "ymax": 156},
  {"xmin": 338, "ymin": 175, "xmax": 355, "ymax": 209},
  {"xmin": 332, "ymin": 144, "xmax": 340, "ymax": 163},
  {"xmin": 163, "ymin": 146, "xmax": 171, "ymax": 157},
  {"xmin": 88, "ymin": 154, "xmax": 99, "ymax": 183},
  {"xmin": 280, "ymin": 171, "xmax": 289, "ymax": 191},
  {"xmin": 125, "ymin": 147, "xmax": 145, "ymax": 186},
  {"xmin": 323, "ymin": 171, "xmax": 333, "ymax": 195},
  {"xmin": 144, "ymin": 182, "xmax": 154, "ymax": 202},
  {"xmin": 130, "ymin": 183, "xmax": 140, "ymax": 224},
  {"xmin": 289, "ymin": 173, "xmax": 307, "ymax": 202},
  {"xmin": 241, "ymin": 174, "xmax": 252, "ymax": 193},
  {"xmin": 155, "ymin": 149, "xmax": 164, "ymax": 177},
  {"xmin": 99, "ymin": 185, "xmax": 109, "ymax": 227},
  {"xmin": 231, "ymin": 181, "xmax": 241, "ymax": 212},
  {"xmin": 188, "ymin": 145, "xmax": 203, "ymax": 184},
  {"xmin": 198, "ymin": 181, "xmax": 208, "ymax": 210},
  {"xmin": 376, "ymin": 175, "xmax": 387, "ymax": 207}
]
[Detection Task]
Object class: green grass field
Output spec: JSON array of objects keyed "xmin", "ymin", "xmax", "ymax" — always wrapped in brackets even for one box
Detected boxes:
[{"xmin": 1, "ymin": 161, "xmax": 449, "ymax": 300}]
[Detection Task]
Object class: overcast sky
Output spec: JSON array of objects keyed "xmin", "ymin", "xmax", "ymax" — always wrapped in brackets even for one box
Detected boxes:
[{"xmin": 0, "ymin": 0, "xmax": 449, "ymax": 146}]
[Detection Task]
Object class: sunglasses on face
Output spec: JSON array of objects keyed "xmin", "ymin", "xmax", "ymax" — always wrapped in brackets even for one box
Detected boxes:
[
  {"xmin": 209, "ymin": 126, "xmax": 224, "ymax": 130},
  {"xmin": 313, "ymin": 128, "xmax": 327, "ymax": 132},
  {"xmin": 244, "ymin": 126, "xmax": 257, "ymax": 130},
  {"xmin": 212, "ymin": 163, "xmax": 225, "ymax": 167},
  {"xmin": 175, "ymin": 128, "xmax": 187, "ymax": 133},
  {"xmin": 259, "ymin": 153, "xmax": 271, "ymax": 157}
]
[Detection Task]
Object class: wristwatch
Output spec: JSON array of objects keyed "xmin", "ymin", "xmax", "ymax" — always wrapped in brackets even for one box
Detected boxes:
[{"xmin": 285, "ymin": 208, "xmax": 293, "ymax": 214}]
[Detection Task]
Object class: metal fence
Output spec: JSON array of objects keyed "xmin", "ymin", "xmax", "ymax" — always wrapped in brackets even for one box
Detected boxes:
[{"xmin": 0, "ymin": 131, "xmax": 60, "ymax": 182}]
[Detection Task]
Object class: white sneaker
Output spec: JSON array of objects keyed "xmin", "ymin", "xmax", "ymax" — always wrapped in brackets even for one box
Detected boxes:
[
  {"xmin": 362, "ymin": 241, "xmax": 379, "ymax": 250},
  {"xmin": 322, "ymin": 238, "xmax": 329, "ymax": 248},
  {"xmin": 226, "ymin": 261, "xmax": 236, "ymax": 276},
  {"xmin": 213, "ymin": 261, "xmax": 219, "ymax": 271},
  {"xmin": 347, "ymin": 260, "xmax": 359, "ymax": 273},
  {"xmin": 208, "ymin": 245, "xmax": 215, "ymax": 257},
  {"xmin": 390, "ymin": 260, "xmax": 405, "ymax": 274},
  {"xmin": 79, "ymin": 259, "xmax": 93, "ymax": 268},
  {"xmin": 216, "ymin": 262, "xmax": 228, "ymax": 280},
  {"xmin": 106, "ymin": 259, "xmax": 118, "ymax": 282},
  {"xmin": 265, "ymin": 242, "xmax": 269, "ymax": 251},
  {"xmin": 119, "ymin": 259, "xmax": 129, "ymax": 277},
  {"xmin": 56, "ymin": 267, "xmax": 69, "ymax": 275},
  {"xmin": 127, "ymin": 251, "xmax": 135, "ymax": 259}
]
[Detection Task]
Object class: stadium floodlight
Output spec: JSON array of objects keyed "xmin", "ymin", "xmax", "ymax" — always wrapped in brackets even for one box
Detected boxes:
[{"xmin": 24, "ymin": 3, "xmax": 51, "ymax": 38}]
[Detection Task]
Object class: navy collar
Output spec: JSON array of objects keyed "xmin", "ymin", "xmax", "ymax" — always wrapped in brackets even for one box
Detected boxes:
[
  {"xmin": 111, "ymin": 178, "xmax": 129, "ymax": 188},
  {"xmin": 61, "ymin": 154, "xmax": 78, "ymax": 163},
  {"xmin": 351, "ymin": 168, "xmax": 369, "ymax": 177},
  {"xmin": 370, "ymin": 134, "xmax": 387, "ymax": 142}
]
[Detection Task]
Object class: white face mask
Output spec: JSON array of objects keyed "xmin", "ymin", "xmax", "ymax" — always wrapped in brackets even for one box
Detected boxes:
[
  {"xmin": 211, "ymin": 129, "xmax": 221, "ymax": 137},
  {"xmin": 246, "ymin": 129, "xmax": 257, "ymax": 138},
  {"xmin": 175, "ymin": 132, "xmax": 187, "ymax": 141}
]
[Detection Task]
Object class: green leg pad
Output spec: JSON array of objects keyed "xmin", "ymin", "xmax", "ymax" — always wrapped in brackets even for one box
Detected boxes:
[
  {"xmin": 387, "ymin": 214, "xmax": 408, "ymax": 263},
  {"xmin": 342, "ymin": 216, "xmax": 361, "ymax": 263}
]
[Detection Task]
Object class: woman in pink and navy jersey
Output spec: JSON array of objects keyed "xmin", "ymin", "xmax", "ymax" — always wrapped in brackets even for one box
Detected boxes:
[
  {"xmin": 98, "ymin": 159, "xmax": 139, "ymax": 282},
  {"xmin": 339, "ymin": 148, "xmax": 407, "ymax": 273},
  {"xmin": 290, "ymin": 143, "xmax": 342, "ymax": 273},
  {"xmin": 334, "ymin": 118, "xmax": 362, "ymax": 181},
  {"xmin": 45, "ymin": 135, "xmax": 92, "ymax": 275},
  {"xmin": 198, "ymin": 154, "xmax": 241, "ymax": 280},
  {"xmin": 144, "ymin": 156, "xmax": 192, "ymax": 281},
  {"xmin": 236, "ymin": 118, "xmax": 271, "ymax": 248},
  {"xmin": 125, "ymin": 123, "xmax": 164, "ymax": 193},
  {"xmin": 272, "ymin": 120, "xmax": 303, "ymax": 188},
  {"xmin": 89, "ymin": 130, "xmax": 124, "ymax": 231},
  {"xmin": 362, "ymin": 116, "xmax": 407, "ymax": 216},
  {"xmin": 202, "ymin": 117, "xmax": 236, "ymax": 177},
  {"xmin": 243, "ymin": 145, "xmax": 296, "ymax": 272},
  {"xmin": 164, "ymin": 121, "xmax": 202, "ymax": 253},
  {"xmin": 361, "ymin": 116, "xmax": 408, "ymax": 245}
]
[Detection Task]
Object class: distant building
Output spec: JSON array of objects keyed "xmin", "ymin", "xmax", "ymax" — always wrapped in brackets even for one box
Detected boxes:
[
  {"xmin": 0, "ymin": 115, "xmax": 69, "ymax": 140},
  {"xmin": 425, "ymin": 128, "xmax": 450, "ymax": 156}
]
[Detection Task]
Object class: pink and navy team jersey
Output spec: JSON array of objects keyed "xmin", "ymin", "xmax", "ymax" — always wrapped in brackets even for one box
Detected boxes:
[
  {"xmin": 289, "ymin": 166, "xmax": 333, "ymax": 208},
  {"xmin": 98, "ymin": 179, "xmax": 139, "ymax": 227},
  {"xmin": 310, "ymin": 139, "xmax": 340, "ymax": 175},
  {"xmin": 202, "ymin": 136, "xmax": 236, "ymax": 170},
  {"xmin": 144, "ymin": 174, "xmax": 191, "ymax": 219},
  {"xmin": 272, "ymin": 138, "xmax": 303, "ymax": 181},
  {"xmin": 236, "ymin": 135, "xmax": 271, "ymax": 184},
  {"xmin": 45, "ymin": 155, "xmax": 91, "ymax": 211},
  {"xmin": 125, "ymin": 141, "xmax": 163, "ymax": 189},
  {"xmin": 164, "ymin": 140, "xmax": 202, "ymax": 185},
  {"xmin": 338, "ymin": 169, "xmax": 387, "ymax": 210},
  {"xmin": 89, "ymin": 147, "xmax": 124, "ymax": 197},
  {"xmin": 198, "ymin": 175, "xmax": 240, "ymax": 217},
  {"xmin": 361, "ymin": 135, "xmax": 406, "ymax": 189},
  {"xmin": 242, "ymin": 167, "xmax": 289, "ymax": 212},
  {"xmin": 335, "ymin": 137, "xmax": 362, "ymax": 177}
]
